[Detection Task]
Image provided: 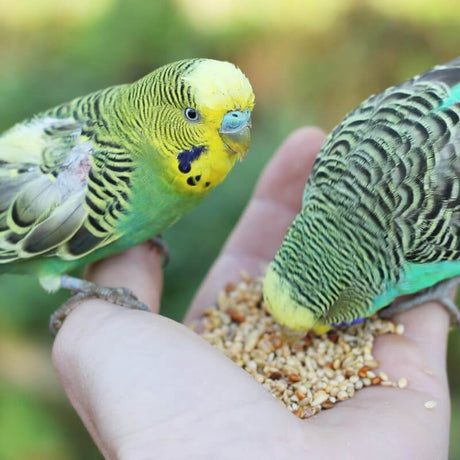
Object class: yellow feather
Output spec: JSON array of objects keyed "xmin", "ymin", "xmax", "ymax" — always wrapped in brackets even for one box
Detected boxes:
[
  {"xmin": 0, "ymin": 117, "xmax": 56, "ymax": 163},
  {"xmin": 263, "ymin": 264, "xmax": 330, "ymax": 333},
  {"xmin": 169, "ymin": 60, "xmax": 255, "ymax": 195},
  {"xmin": 184, "ymin": 59, "xmax": 254, "ymax": 112}
]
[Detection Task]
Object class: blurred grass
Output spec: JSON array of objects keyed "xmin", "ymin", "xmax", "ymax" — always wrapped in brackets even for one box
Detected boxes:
[{"xmin": 0, "ymin": 0, "xmax": 459, "ymax": 458}]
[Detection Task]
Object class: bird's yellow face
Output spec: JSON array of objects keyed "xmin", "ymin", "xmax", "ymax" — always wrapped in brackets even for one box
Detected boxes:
[
  {"xmin": 263, "ymin": 263, "xmax": 331, "ymax": 334},
  {"xmin": 147, "ymin": 59, "xmax": 255, "ymax": 195}
]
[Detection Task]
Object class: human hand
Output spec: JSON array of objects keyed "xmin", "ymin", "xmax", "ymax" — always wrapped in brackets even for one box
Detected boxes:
[{"xmin": 52, "ymin": 127, "xmax": 451, "ymax": 460}]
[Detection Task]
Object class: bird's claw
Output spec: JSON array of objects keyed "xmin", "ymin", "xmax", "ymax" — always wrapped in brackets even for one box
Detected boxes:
[{"xmin": 49, "ymin": 276, "xmax": 150, "ymax": 336}]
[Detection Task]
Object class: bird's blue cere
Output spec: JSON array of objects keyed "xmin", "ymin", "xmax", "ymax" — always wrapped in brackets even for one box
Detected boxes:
[{"xmin": 219, "ymin": 109, "xmax": 251, "ymax": 133}]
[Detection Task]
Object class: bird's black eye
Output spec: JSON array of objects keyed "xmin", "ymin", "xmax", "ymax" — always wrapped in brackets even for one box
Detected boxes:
[{"xmin": 184, "ymin": 107, "xmax": 200, "ymax": 122}]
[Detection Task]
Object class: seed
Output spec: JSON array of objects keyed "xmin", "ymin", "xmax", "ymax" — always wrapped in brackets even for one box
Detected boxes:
[
  {"xmin": 270, "ymin": 335, "xmax": 283, "ymax": 350},
  {"xmin": 198, "ymin": 272, "xmax": 403, "ymax": 420},
  {"xmin": 311, "ymin": 391, "xmax": 329, "ymax": 406},
  {"xmin": 424, "ymin": 400, "xmax": 437, "ymax": 410},
  {"xmin": 358, "ymin": 366, "xmax": 370, "ymax": 378},
  {"xmin": 269, "ymin": 371, "xmax": 282, "ymax": 380},
  {"xmin": 244, "ymin": 330, "xmax": 261, "ymax": 352},
  {"xmin": 294, "ymin": 407, "xmax": 304, "ymax": 418},
  {"xmin": 316, "ymin": 381, "xmax": 327, "ymax": 390},
  {"xmin": 366, "ymin": 359, "xmax": 380, "ymax": 368},
  {"xmin": 228, "ymin": 308, "xmax": 246, "ymax": 323},
  {"xmin": 217, "ymin": 291, "xmax": 227, "ymax": 309},
  {"xmin": 295, "ymin": 390, "xmax": 305, "ymax": 401},
  {"xmin": 240, "ymin": 270, "xmax": 251, "ymax": 282},
  {"xmin": 327, "ymin": 330, "xmax": 339, "ymax": 343},
  {"xmin": 255, "ymin": 374, "xmax": 265, "ymax": 383},
  {"xmin": 224, "ymin": 282, "xmax": 236, "ymax": 294},
  {"xmin": 322, "ymin": 400, "xmax": 335, "ymax": 409},
  {"xmin": 303, "ymin": 408, "xmax": 317, "ymax": 418}
]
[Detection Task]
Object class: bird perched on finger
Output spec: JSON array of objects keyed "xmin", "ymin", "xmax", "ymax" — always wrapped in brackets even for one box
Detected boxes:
[
  {"xmin": 0, "ymin": 58, "xmax": 254, "ymax": 333},
  {"xmin": 264, "ymin": 57, "xmax": 460, "ymax": 333}
]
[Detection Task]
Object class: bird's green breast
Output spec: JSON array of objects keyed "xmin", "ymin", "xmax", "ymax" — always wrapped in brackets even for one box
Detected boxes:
[{"xmin": 115, "ymin": 152, "xmax": 206, "ymax": 244}]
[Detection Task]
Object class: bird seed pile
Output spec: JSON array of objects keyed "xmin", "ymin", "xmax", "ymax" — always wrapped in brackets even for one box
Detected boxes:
[{"xmin": 198, "ymin": 272, "xmax": 407, "ymax": 419}]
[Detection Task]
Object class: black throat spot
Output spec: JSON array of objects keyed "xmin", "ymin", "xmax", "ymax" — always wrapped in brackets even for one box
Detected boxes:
[{"xmin": 177, "ymin": 145, "xmax": 206, "ymax": 173}]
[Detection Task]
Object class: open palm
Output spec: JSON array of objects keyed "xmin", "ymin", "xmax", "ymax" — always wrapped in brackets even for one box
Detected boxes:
[{"xmin": 53, "ymin": 128, "xmax": 450, "ymax": 460}]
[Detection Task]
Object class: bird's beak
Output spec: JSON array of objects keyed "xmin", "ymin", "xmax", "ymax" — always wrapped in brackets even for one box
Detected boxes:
[{"xmin": 219, "ymin": 108, "xmax": 252, "ymax": 160}]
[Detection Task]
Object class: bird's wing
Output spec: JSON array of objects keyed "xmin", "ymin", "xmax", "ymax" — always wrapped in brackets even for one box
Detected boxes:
[
  {"xmin": 0, "ymin": 115, "xmax": 121, "ymax": 263},
  {"xmin": 305, "ymin": 57, "xmax": 460, "ymax": 266},
  {"xmin": 396, "ymin": 58, "xmax": 460, "ymax": 264}
]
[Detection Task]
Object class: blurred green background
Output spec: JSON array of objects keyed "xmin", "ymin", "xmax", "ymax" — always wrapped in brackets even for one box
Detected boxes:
[{"xmin": 0, "ymin": 0, "xmax": 458, "ymax": 458}]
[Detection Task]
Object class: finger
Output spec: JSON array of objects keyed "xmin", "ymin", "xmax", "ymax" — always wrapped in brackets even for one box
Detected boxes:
[
  {"xmin": 51, "ymin": 243, "xmax": 163, "ymax": 453},
  {"xmin": 85, "ymin": 242, "xmax": 163, "ymax": 312},
  {"xmin": 186, "ymin": 127, "xmax": 326, "ymax": 322}
]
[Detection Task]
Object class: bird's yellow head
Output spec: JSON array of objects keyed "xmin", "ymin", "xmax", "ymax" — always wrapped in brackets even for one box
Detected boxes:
[
  {"xmin": 263, "ymin": 263, "xmax": 331, "ymax": 334},
  {"xmin": 130, "ymin": 59, "xmax": 255, "ymax": 195}
]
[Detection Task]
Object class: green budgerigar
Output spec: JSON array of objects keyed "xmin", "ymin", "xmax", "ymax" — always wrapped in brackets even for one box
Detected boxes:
[
  {"xmin": 0, "ymin": 59, "xmax": 254, "ymax": 331},
  {"xmin": 264, "ymin": 57, "xmax": 460, "ymax": 333}
]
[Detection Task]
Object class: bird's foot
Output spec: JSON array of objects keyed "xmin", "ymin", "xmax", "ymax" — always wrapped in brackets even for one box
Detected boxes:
[
  {"xmin": 150, "ymin": 235, "xmax": 169, "ymax": 267},
  {"xmin": 380, "ymin": 276, "xmax": 460, "ymax": 326},
  {"xmin": 49, "ymin": 275, "xmax": 149, "ymax": 336},
  {"xmin": 49, "ymin": 292, "xmax": 88, "ymax": 336}
]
